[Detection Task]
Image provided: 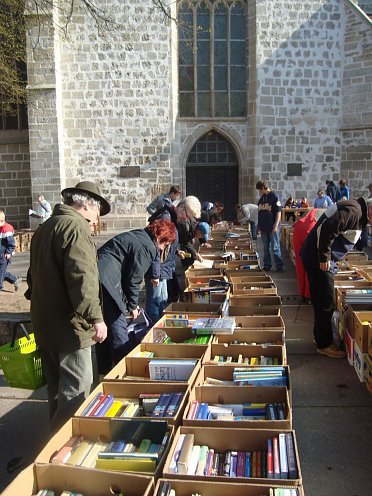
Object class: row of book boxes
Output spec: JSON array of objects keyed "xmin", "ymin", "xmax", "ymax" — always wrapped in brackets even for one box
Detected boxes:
[
  {"xmin": 155, "ymin": 479, "xmax": 304, "ymax": 496},
  {"xmin": 206, "ymin": 342, "xmax": 286, "ymax": 366},
  {"xmin": 2, "ymin": 463, "xmax": 154, "ymax": 496},
  {"xmin": 34, "ymin": 417, "xmax": 172, "ymax": 478},
  {"xmin": 184, "ymin": 268, "xmax": 223, "ymax": 284},
  {"xmin": 75, "ymin": 381, "xmax": 190, "ymax": 426},
  {"xmin": 162, "ymin": 426, "xmax": 301, "ymax": 485}
]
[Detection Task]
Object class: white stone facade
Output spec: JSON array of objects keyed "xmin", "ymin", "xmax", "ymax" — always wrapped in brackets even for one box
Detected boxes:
[{"xmin": 24, "ymin": 0, "xmax": 372, "ymax": 227}]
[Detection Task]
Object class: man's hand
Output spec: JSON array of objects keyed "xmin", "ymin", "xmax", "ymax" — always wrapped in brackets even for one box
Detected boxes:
[
  {"xmin": 4, "ymin": 253, "xmax": 11, "ymax": 261},
  {"xmin": 177, "ymin": 250, "xmax": 186, "ymax": 259},
  {"xmin": 130, "ymin": 306, "xmax": 141, "ymax": 320},
  {"xmin": 196, "ymin": 253, "xmax": 203, "ymax": 263},
  {"xmin": 272, "ymin": 224, "xmax": 279, "ymax": 233},
  {"xmin": 93, "ymin": 322, "xmax": 107, "ymax": 343},
  {"xmin": 151, "ymin": 278, "xmax": 160, "ymax": 287},
  {"xmin": 320, "ymin": 261, "xmax": 330, "ymax": 272}
]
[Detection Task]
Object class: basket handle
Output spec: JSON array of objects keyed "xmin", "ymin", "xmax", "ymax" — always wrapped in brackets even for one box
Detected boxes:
[{"xmin": 11, "ymin": 321, "xmax": 32, "ymax": 348}]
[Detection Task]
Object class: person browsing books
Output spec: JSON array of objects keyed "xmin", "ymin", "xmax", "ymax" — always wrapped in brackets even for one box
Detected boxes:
[
  {"xmin": 96, "ymin": 219, "xmax": 177, "ymax": 375},
  {"xmin": 25, "ymin": 181, "xmax": 110, "ymax": 432},
  {"xmin": 300, "ymin": 197, "xmax": 372, "ymax": 358}
]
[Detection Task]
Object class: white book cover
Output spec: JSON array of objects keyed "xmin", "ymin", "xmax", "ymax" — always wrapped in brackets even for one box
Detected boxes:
[
  {"xmin": 149, "ymin": 359, "xmax": 196, "ymax": 381},
  {"xmin": 278, "ymin": 433, "xmax": 289, "ymax": 479}
]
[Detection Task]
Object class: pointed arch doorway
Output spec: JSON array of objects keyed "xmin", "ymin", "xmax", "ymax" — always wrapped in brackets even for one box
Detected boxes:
[{"xmin": 186, "ymin": 130, "xmax": 239, "ymax": 220}]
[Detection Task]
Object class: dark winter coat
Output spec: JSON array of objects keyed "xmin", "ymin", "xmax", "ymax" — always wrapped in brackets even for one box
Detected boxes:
[
  {"xmin": 326, "ymin": 181, "xmax": 341, "ymax": 203},
  {"xmin": 300, "ymin": 198, "xmax": 368, "ymax": 272},
  {"xmin": 25, "ymin": 204, "xmax": 103, "ymax": 353},
  {"xmin": 98, "ymin": 229, "xmax": 158, "ymax": 313}
]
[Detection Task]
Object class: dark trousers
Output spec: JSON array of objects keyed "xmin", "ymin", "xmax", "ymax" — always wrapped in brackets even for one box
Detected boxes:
[
  {"xmin": 0, "ymin": 259, "xmax": 16, "ymax": 290},
  {"xmin": 95, "ymin": 287, "xmax": 134, "ymax": 376},
  {"xmin": 304, "ymin": 264, "xmax": 335, "ymax": 349}
]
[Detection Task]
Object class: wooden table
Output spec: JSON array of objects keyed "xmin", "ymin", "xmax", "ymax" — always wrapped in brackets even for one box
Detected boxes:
[{"xmin": 281, "ymin": 207, "xmax": 312, "ymax": 222}]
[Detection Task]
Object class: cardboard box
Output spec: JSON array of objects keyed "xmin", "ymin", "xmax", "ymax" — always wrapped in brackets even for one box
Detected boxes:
[
  {"xmin": 163, "ymin": 302, "xmax": 222, "ymax": 316},
  {"xmin": 353, "ymin": 311, "xmax": 372, "ymax": 353},
  {"xmin": 163, "ymin": 426, "xmax": 301, "ymax": 485},
  {"xmin": 228, "ymin": 305, "xmax": 281, "ymax": 316},
  {"xmin": 369, "ymin": 324, "xmax": 372, "ymax": 358},
  {"xmin": 127, "ymin": 342, "xmax": 206, "ymax": 361},
  {"xmin": 335, "ymin": 286, "xmax": 372, "ymax": 312},
  {"xmin": 184, "ymin": 286, "xmax": 230, "ymax": 304},
  {"xmin": 35, "ymin": 417, "xmax": 172, "ymax": 477},
  {"xmin": 75, "ymin": 381, "xmax": 189, "ymax": 425},
  {"xmin": 186, "ymin": 274, "xmax": 228, "ymax": 286},
  {"xmin": 366, "ymin": 355, "xmax": 372, "ymax": 394},
  {"xmin": 207, "ymin": 342, "xmax": 286, "ymax": 366},
  {"xmin": 1, "ymin": 463, "xmax": 154, "ymax": 496},
  {"xmin": 194, "ymin": 364, "xmax": 291, "ymax": 402},
  {"xmin": 143, "ymin": 326, "xmax": 212, "ymax": 348},
  {"xmin": 345, "ymin": 328, "xmax": 355, "ymax": 366},
  {"xmin": 233, "ymin": 315, "xmax": 285, "ymax": 331},
  {"xmin": 183, "ymin": 385, "xmax": 291, "ymax": 429},
  {"xmin": 154, "ymin": 478, "xmax": 305, "ymax": 496},
  {"xmin": 104, "ymin": 355, "xmax": 200, "ymax": 386},
  {"xmin": 213, "ymin": 329, "xmax": 285, "ymax": 346},
  {"xmin": 354, "ymin": 341, "xmax": 368, "ymax": 382}
]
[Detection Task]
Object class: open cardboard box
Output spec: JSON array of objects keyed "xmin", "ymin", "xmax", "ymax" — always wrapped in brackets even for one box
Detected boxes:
[
  {"xmin": 186, "ymin": 274, "xmax": 228, "ymax": 285},
  {"xmin": 183, "ymin": 385, "xmax": 291, "ymax": 429},
  {"xmin": 207, "ymin": 342, "xmax": 286, "ymax": 366},
  {"xmin": 229, "ymin": 305, "xmax": 281, "ymax": 316},
  {"xmin": 75, "ymin": 381, "xmax": 189, "ymax": 426},
  {"xmin": 35, "ymin": 417, "xmax": 172, "ymax": 477},
  {"xmin": 352, "ymin": 311, "xmax": 372, "ymax": 352},
  {"xmin": 163, "ymin": 302, "xmax": 222, "ymax": 316},
  {"xmin": 229, "ymin": 295, "xmax": 281, "ymax": 307},
  {"xmin": 2, "ymin": 463, "xmax": 154, "ymax": 496},
  {"xmin": 163, "ymin": 426, "xmax": 301, "ymax": 485},
  {"xmin": 142, "ymin": 326, "xmax": 212, "ymax": 347},
  {"xmin": 155, "ymin": 478, "xmax": 305, "ymax": 496},
  {"xmin": 335, "ymin": 285, "xmax": 372, "ymax": 312},
  {"xmin": 194, "ymin": 364, "xmax": 291, "ymax": 403},
  {"xmin": 127, "ymin": 342, "xmax": 207, "ymax": 360},
  {"xmin": 183, "ymin": 285, "xmax": 230, "ymax": 304},
  {"xmin": 213, "ymin": 329, "xmax": 285, "ymax": 346},
  {"xmin": 104, "ymin": 355, "xmax": 200, "ymax": 386},
  {"xmin": 233, "ymin": 315, "xmax": 285, "ymax": 330}
]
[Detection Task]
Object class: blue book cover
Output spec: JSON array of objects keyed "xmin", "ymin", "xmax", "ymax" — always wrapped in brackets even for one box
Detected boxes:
[
  {"xmin": 151, "ymin": 393, "xmax": 173, "ymax": 417},
  {"xmin": 93, "ymin": 395, "xmax": 113, "ymax": 416},
  {"xmin": 245, "ymin": 452, "xmax": 251, "ymax": 477},
  {"xmin": 163, "ymin": 392, "xmax": 183, "ymax": 417},
  {"xmin": 196, "ymin": 402, "xmax": 209, "ymax": 419}
]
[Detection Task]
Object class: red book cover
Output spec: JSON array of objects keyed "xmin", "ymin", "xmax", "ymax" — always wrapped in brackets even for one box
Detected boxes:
[
  {"xmin": 251, "ymin": 450, "xmax": 257, "ymax": 478},
  {"xmin": 273, "ymin": 437, "xmax": 280, "ymax": 479},
  {"xmin": 256, "ymin": 449, "xmax": 261, "ymax": 478},
  {"xmin": 267, "ymin": 438, "xmax": 273, "ymax": 478},
  {"xmin": 88, "ymin": 394, "xmax": 108, "ymax": 416},
  {"xmin": 187, "ymin": 400, "xmax": 199, "ymax": 420},
  {"xmin": 205, "ymin": 448, "xmax": 214, "ymax": 475}
]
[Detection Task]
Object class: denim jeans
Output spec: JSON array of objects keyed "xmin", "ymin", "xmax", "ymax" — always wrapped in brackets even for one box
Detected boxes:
[
  {"xmin": 39, "ymin": 346, "xmax": 93, "ymax": 433},
  {"xmin": 260, "ymin": 229, "xmax": 283, "ymax": 269},
  {"xmin": 145, "ymin": 278, "xmax": 168, "ymax": 325},
  {"xmin": 0, "ymin": 259, "xmax": 17, "ymax": 290},
  {"xmin": 249, "ymin": 221, "xmax": 257, "ymax": 240}
]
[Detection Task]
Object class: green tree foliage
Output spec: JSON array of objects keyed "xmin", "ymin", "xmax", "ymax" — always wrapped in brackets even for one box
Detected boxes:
[{"xmin": 0, "ymin": 0, "xmax": 27, "ymax": 116}]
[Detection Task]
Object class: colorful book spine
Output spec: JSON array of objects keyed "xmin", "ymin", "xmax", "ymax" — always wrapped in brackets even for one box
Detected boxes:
[
  {"xmin": 163, "ymin": 392, "xmax": 183, "ymax": 417},
  {"xmin": 285, "ymin": 432, "xmax": 298, "ymax": 479},
  {"xmin": 168, "ymin": 434, "xmax": 186, "ymax": 474},
  {"xmin": 273, "ymin": 437, "xmax": 280, "ymax": 479},
  {"xmin": 93, "ymin": 394, "xmax": 114, "ymax": 417},
  {"xmin": 279, "ymin": 433, "xmax": 288, "ymax": 479},
  {"xmin": 151, "ymin": 393, "xmax": 173, "ymax": 417}
]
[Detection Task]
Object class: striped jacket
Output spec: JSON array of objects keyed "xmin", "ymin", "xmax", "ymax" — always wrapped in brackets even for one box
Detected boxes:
[{"xmin": 0, "ymin": 222, "xmax": 15, "ymax": 260}]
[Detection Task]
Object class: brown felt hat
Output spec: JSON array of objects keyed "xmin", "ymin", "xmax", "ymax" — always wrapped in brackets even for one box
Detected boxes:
[{"xmin": 61, "ymin": 181, "xmax": 110, "ymax": 216}]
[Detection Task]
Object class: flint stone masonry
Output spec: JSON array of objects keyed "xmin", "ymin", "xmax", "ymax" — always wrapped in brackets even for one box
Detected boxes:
[{"xmin": 18, "ymin": 0, "xmax": 372, "ymax": 228}]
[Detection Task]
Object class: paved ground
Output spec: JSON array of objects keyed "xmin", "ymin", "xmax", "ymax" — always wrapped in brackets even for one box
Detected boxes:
[{"xmin": 0, "ymin": 231, "xmax": 371, "ymax": 494}]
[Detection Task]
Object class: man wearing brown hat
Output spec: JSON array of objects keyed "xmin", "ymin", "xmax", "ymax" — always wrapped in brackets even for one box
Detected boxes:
[{"xmin": 26, "ymin": 181, "xmax": 110, "ymax": 432}]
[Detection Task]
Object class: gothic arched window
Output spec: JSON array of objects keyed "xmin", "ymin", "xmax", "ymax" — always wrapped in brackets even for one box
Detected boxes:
[{"xmin": 178, "ymin": 0, "xmax": 246, "ymax": 118}]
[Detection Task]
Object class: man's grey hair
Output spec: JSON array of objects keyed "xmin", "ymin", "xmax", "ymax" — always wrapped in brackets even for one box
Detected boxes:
[
  {"xmin": 63, "ymin": 192, "xmax": 101, "ymax": 211},
  {"xmin": 179, "ymin": 196, "xmax": 201, "ymax": 218}
]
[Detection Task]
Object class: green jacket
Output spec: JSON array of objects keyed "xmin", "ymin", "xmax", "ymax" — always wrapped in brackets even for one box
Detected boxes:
[{"xmin": 26, "ymin": 204, "xmax": 103, "ymax": 352}]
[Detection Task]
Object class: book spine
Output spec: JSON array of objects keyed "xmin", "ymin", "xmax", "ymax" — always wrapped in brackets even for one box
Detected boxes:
[
  {"xmin": 88, "ymin": 394, "xmax": 108, "ymax": 416},
  {"xmin": 211, "ymin": 452, "xmax": 220, "ymax": 476},
  {"xmin": 285, "ymin": 432, "xmax": 299, "ymax": 479},
  {"xmin": 205, "ymin": 448, "xmax": 214, "ymax": 476},
  {"xmin": 196, "ymin": 445, "xmax": 209, "ymax": 475},
  {"xmin": 176, "ymin": 433, "xmax": 194, "ymax": 475},
  {"xmin": 245, "ymin": 452, "xmax": 251, "ymax": 477},
  {"xmin": 273, "ymin": 437, "xmax": 280, "ymax": 479},
  {"xmin": 187, "ymin": 400, "xmax": 199, "ymax": 420},
  {"xmin": 236, "ymin": 450, "xmax": 245, "ymax": 477},
  {"xmin": 168, "ymin": 434, "xmax": 185, "ymax": 474},
  {"xmin": 223, "ymin": 450, "xmax": 231, "ymax": 476},
  {"xmin": 163, "ymin": 392, "xmax": 183, "ymax": 417},
  {"xmin": 81, "ymin": 393, "xmax": 103, "ymax": 416},
  {"xmin": 50, "ymin": 436, "xmax": 82, "ymax": 464},
  {"xmin": 187, "ymin": 445, "xmax": 201, "ymax": 475},
  {"xmin": 279, "ymin": 433, "xmax": 288, "ymax": 479},
  {"xmin": 196, "ymin": 402, "xmax": 209, "ymax": 420},
  {"xmin": 93, "ymin": 395, "xmax": 114, "ymax": 417},
  {"xmin": 267, "ymin": 438, "xmax": 273, "ymax": 478},
  {"xmin": 151, "ymin": 393, "xmax": 173, "ymax": 417},
  {"xmin": 229, "ymin": 451, "xmax": 237, "ymax": 477}
]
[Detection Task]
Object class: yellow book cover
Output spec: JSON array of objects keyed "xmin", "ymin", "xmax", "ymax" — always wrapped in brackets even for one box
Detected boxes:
[
  {"xmin": 66, "ymin": 440, "xmax": 93, "ymax": 466},
  {"xmin": 105, "ymin": 401, "xmax": 123, "ymax": 417},
  {"xmin": 95, "ymin": 457, "xmax": 156, "ymax": 472},
  {"xmin": 250, "ymin": 357, "xmax": 259, "ymax": 365},
  {"xmin": 80, "ymin": 442, "xmax": 107, "ymax": 468}
]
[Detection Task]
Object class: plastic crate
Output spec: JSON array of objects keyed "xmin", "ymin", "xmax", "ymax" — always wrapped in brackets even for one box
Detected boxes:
[{"xmin": 0, "ymin": 332, "xmax": 45, "ymax": 389}]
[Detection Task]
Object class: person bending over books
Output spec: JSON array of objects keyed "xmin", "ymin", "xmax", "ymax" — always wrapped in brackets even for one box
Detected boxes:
[
  {"xmin": 300, "ymin": 197, "xmax": 372, "ymax": 358},
  {"xmin": 25, "ymin": 181, "xmax": 110, "ymax": 433},
  {"xmin": 194, "ymin": 221, "xmax": 211, "ymax": 248},
  {"xmin": 96, "ymin": 219, "xmax": 177, "ymax": 375}
]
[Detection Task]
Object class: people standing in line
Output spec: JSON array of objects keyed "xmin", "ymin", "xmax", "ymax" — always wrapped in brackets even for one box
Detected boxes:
[
  {"xmin": 146, "ymin": 185, "xmax": 182, "ymax": 215},
  {"xmin": 146, "ymin": 196, "xmax": 202, "ymax": 307},
  {"xmin": 235, "ymin": 203, "xmax": 258, "ymax": 240},
  {"xmin": 300, "ymin": 197, "xmax": 372, "ymax": 358},
  {"xmin": 313, "ymin": 190, "xmax": 333, "ymax": 209},
  {"xmin": 292, "ymin": 209, "xmax": 324, "ymax": 302},
  {"xmin": 256, "ymin": 180, "xmax": 284, "ymax": 272},
  {"xmin": 325, "ymin": 179, "xmax": 341, "ymax": 203},
  {"xmin": 25, "ymin": 181, "xmax": 110, "ymax": 433},
  {"xmin": 339, "ymin": 179, "xmax": 350, "ymax": 200},
  {"xmin": 96, "ymin": 219, "xmax": 177, "ymax": 375},
  {"xmin": 0, "ymin": 210, "xmax": 21, "ymax": 292}
]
